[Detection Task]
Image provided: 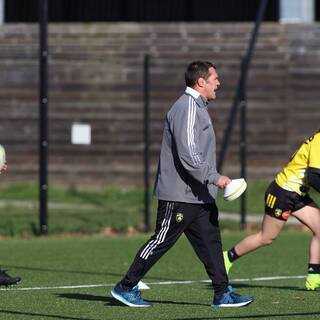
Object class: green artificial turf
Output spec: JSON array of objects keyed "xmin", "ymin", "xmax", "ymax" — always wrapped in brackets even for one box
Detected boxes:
[
  {"xmin": 0, "ymin": 231, "xmax": 319, "ymax": 320},
  {"xmin": 0, "ymin": 180, "xmax": 319, "ymax": 236}
]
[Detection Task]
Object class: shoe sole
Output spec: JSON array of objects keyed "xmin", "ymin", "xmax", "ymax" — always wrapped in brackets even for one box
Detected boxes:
[
  {"xmin": 110, "ymin": 289, "xmax": 151, "ymax": 307},
  {"xmin": 211, "ymin": 299, "xmax": 254, "ymax": 308}
]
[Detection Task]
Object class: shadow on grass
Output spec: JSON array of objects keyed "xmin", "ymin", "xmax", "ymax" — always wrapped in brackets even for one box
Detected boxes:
[
  {"xmin": 173, "ymin": 312, "xmax": 320, "ymax": 319},
  {"xmin": 56, "ymin": 293, "xmax": 109, "ymax": 303},
  {"xmin": 56, "ymin": 293, "xmax": 133, "ymax": 307},
  {"xmin": 56, "ymin": 293, "xmax": 126, "ymax": 307},
  {"xmin": 145, "ymin": 299, "xmax": 208, "ymax": 307},
  {"xmin": 203, "ymin": 282, "xmax": 306, "ymax": 292},
  {"xmin": 227, "ymin": 283, "xmax": 306, "ymax": 292},
  {"xmin": 0, "ymin": 309, "xmax": 96, "ymax": 320},
  {"xmin": 55, "ymin": 293, "xmax": 208, "ymax": 307},
  {"xmin": 1, "ymin": 264, "xmax": 186, "ymax": 282}
]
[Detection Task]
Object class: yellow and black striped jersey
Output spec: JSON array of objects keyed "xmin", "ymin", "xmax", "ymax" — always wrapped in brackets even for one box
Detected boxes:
[{"xmin": 275, "ymin": 132, "xmax": 320, "ymax": 195}]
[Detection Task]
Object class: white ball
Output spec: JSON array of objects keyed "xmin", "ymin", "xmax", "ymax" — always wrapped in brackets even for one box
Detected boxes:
[{"xmin": 223, "ymin": 178, "xmax": 247, "ymax": 201}]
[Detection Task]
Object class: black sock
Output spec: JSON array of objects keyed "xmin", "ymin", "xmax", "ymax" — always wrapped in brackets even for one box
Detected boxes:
[
  {"xmin": 228, "ymin": 247, "xmax": 240, "ymax": 263},
  {"xmin": 120, "ymin": 281, "xmax": 133, "ymax": 291},
  {"xmin": 308, "ymin": 264, "xmax": 320, "ymax": 274}
]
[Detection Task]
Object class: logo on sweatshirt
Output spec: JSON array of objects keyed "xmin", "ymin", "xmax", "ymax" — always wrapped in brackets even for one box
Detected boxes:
[{"xmin": 176, "ymin": 213, "xmax": 184, "ymax": 223}]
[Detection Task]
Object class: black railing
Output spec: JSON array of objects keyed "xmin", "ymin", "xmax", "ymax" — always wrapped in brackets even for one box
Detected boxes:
[
  {"xmin": 217, "ymin": 0, "xmax": 268, "ymax": 229},
  {"xmin": 39, "ymin": 0, "xmax": 49, "ymax": 235},
  {"xmin": 143, "ymin": 55, "xmax": 151, "ymax": 232}
]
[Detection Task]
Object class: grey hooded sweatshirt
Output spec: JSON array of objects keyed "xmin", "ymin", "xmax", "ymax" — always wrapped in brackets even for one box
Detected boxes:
[{"xmin": 153, "ymin": 86, "xmax": 221, "ymax": 204}]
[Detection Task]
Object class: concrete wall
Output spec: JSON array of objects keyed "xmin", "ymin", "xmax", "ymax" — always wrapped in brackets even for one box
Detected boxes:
[{"xmin": 0, "ymin": 22, "xmax": 319, "ymax": 188}]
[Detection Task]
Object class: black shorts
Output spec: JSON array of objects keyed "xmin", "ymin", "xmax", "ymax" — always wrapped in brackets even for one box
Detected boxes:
[{"xmin": 265, "ymin": 181, "xmax": 314, "ymax": 221}]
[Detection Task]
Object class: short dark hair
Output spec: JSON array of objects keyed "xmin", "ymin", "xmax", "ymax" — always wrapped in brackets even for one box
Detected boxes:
[{"xmin": 185, "ymin": 61, "xmax": 216, "ymax": 87}]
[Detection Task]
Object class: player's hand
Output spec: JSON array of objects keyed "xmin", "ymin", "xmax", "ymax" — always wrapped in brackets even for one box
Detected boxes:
[
  {"xmin": 0, "ymin": 160, "xmax": 7, "ymax": 174},
  {"xmin": 216, "ymin": 175, "xmax": 231, "ymax": 189}
]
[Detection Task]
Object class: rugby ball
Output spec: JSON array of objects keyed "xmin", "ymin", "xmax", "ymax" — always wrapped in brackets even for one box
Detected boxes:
[
  {"xmin": 0, "ymin": 145, "xmax": 5, "ymax": 170},
  {"xmin": 223, "ymin": 178, "xmax": 247, "ymax": 201}
]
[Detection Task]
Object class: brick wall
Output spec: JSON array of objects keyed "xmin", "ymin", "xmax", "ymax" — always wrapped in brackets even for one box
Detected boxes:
[{"xmin": 0, "ymin": 22, "xmax": 319, "ymax": 188}]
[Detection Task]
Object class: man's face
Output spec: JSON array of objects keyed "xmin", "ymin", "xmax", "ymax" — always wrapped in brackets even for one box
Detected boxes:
[{"xmin": 202, "ymin": 67, "xmax": 220, "ymax": 100}]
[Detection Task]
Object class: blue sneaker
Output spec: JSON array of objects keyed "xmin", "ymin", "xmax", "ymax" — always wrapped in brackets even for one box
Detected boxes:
[
  {"xmin": 211, "ymin": 286, "xmax": 254, "ymax": 307},
  {"xmin": 111, "ymin": 282, "xmax": 152, "ymax": 307}
]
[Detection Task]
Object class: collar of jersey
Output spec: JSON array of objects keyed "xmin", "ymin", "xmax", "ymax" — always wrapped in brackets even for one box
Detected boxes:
[
  {"xmin": 185, "ymin": 87, "xmax": 208, "ymax": 107},
  {"xmin": 185, "ymin": 86, "xmax": 200, "ymax": 99}
]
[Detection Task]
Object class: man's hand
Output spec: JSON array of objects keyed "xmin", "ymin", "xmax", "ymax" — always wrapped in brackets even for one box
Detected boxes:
[{"xmin": 216, "ymin": 175, "xmax": 231, "ymax": 189}]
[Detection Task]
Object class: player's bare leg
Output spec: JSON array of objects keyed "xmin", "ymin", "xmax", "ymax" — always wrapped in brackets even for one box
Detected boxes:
[
  {"xmin": 292, "ymin": 203, "xmax": 320, "ymax": 290},
  {"xmin": 234, "ymin": 214, "xmax": 286, "ymax": 256},
  {"xmin": 223, "ymin": 214, "xmax": 286, "ymax": 274},
  {"xmin": 292, "ymin": 203, "xmax": 320, "ymax": 264}
]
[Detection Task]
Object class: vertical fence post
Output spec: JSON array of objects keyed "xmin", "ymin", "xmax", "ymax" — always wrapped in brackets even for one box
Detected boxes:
[
  {"xmin": 240, "ymin": 99, "xmax": 247, "ymax": 230},
  {"xmin": 218, "ymin": 0, "xmax": 268, "ymax": 229},
  {"xmin": 143, "ymin": 55, "xmax": 150, "ymax": 232},
  {"xmin": 39, "ymin": 0, "xmax": 48, "ymax": 235},
  {"xmin": 238, "ymin": 0, "xmax": 267, "ymax": 230}
]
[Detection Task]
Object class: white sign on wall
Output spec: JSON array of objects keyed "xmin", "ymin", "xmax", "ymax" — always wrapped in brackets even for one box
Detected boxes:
[
  {"xmin": 0, "ymin": 0, "xmax": 4, "ymax": 25},
  {"xmin": 71, "ymin": 123, "xmax": 91, "ymax": 145},
  {"xmin": 279, "ymin": 0, "xmax": 314, "ymax": 23}
]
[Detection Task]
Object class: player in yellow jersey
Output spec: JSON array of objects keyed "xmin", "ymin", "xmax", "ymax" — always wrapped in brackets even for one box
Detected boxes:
[{"xmin": 223, "ymin": 129, "xmax": 320, "ymax": 290}]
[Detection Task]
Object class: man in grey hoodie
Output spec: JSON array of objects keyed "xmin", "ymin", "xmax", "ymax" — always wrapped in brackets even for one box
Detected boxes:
[{"xmin": 111, "ymin": 61, "xmax": 254, "ymax": 308}]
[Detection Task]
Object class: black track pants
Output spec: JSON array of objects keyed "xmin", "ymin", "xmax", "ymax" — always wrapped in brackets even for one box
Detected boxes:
[{"xmin": 121, "ymin": 200, "xmax": 228, "ymax": 294}]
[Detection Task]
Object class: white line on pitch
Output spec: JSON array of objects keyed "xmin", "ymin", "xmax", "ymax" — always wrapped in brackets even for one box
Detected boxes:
[
  {"xmin": 0, "ymin": 283, "xmax": 110, "ymax": 291},
  {"xmin": 0, "ymin": 275, "xmax": 306, "ymax": 291}
]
